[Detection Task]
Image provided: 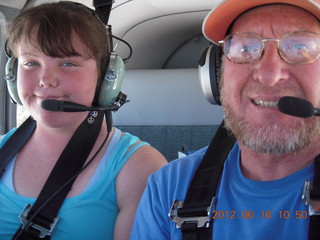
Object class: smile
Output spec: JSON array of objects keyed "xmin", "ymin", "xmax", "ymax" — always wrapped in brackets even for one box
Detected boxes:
[{"xmin": 253, "ymin": 99, "xmax": 278, "ymax": 108}]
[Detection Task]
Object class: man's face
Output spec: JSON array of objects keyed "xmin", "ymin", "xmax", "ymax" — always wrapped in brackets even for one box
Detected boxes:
[{"xmin": 220, "ymin": 4, "xmax": 320, "ymax": 154}]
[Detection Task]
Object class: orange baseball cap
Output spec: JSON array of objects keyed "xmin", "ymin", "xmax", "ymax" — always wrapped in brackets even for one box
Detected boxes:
[{"xmin": 203, "ymin": 0, "xmax": 320, "ymax": 44}]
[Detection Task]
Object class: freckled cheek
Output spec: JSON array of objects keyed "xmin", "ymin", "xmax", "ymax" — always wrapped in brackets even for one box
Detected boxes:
[
  {"xmin": 221, "ymin": 83, "xmax": 242, "ymax": 110},
  {"xmin": 295, "ymin": 63, "xmax": 320, "ymax": 106},
  {"xmin": 72, "ymin": 78, "xmax": 98, "ymax": 104},
  {"xmin": 16, "ymin": 71, "xmax": 36, "ymax": 100},
  {"xmin": 85, "ymin": 86, "xmax": 97, "ymax": 102},
  {"xmin": 221, "ymin": 61, "xmax": 248, "ymax": 105},
  {"xmin": 86, "ymin": 76, "xmax": 98, "ymax": 97},
  {"xmin": 306, "ymin": 86, "xmax": 320, "ymax": 108}
]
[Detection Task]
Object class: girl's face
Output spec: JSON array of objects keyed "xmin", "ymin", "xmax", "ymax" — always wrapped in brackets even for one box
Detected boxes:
[{"xmin": 17, "ymin": 32, "xmax": 99, "ymax": 130}]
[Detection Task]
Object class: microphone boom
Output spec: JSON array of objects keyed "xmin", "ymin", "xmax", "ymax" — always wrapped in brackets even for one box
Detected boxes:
[
  {"xmin": 41, "ymin": 99, "xmax": 115, "ymax": 112},
  {"xmin": 278, "ymin": 96, "xmax": 314, "ymax": 118}
]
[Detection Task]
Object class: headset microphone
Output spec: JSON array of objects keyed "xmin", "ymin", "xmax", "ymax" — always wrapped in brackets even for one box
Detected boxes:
[
  {"xmin": 278, "ymin": 96, "xmax": 320, "ymax": 118},
  {"xmin": 41, "ymin": 99, "xmax": 118, "ymax": 112},
  {"xmin": 41, "ymin": 92, "xmax": 128, "ymax": 112}
]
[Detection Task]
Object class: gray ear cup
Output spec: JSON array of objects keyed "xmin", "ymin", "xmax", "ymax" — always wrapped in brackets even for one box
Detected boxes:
[
  {"xmin": 4, "ymin": 56, "xmax": 22, "ymax": 105},
  {"xmin": 198, "ymin": 44, "xmax": 222, "ymax": 105},
  {"xmin": 98, "ymin": 52, "xmax": 125, "ymax": 107}
]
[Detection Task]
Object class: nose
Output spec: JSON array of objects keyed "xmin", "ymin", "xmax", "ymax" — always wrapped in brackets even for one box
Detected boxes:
[
  {"xmin": 39, "ymin": 67, "xmax": 58, "ymax": 88},
  {"xmin": 252, "ymin": 43, "xmax": 289, "ymax": 86}
]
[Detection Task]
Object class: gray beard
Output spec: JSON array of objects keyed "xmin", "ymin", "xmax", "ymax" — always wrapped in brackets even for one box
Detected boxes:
[{"xmin": 222, "ymin": 97, "xmax": 320, "ymax": 155}]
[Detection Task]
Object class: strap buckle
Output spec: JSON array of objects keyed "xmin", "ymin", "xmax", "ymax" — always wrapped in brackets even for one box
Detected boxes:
[
  {"xmin": 302, "ymin": 180, "xmax": 320, "ymax": 216},
  {"xmin": 168, "ymin": 197, "xmax": 216, "ymax": 229},
  {"xmin": 18, "ymin": 204, "xmax": 59, "ymax": 238}
]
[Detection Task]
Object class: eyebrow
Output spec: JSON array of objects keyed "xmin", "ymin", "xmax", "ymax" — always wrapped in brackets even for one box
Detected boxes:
[
  {"xmin": 19, "ymin": 51, "xmax": 39, "ymax": 57},
  {"xmin": 19, "ymin": 51, "xmax": 89, "ymax": 60}
]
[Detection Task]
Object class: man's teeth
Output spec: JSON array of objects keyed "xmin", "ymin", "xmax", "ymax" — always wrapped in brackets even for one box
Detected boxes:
[{"xmin": 253, "ymin": 99, "xmax": 278, "ymax": 108}]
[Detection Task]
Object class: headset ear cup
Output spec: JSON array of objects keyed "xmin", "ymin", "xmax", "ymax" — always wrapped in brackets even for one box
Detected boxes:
[
  {"xmin": 98, "ymin": 52, "xmax": 125, "ymax": 107},
  {"xmin": 4, "ymin": 57, "xmax": 22, "ymax": 105},
  {"xmin": 198, "ymin": 44, "xmax": 222, "ymax": 105}
]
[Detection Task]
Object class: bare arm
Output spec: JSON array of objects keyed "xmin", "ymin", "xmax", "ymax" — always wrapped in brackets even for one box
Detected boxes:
[{"xmin": 113, "ymin": 144, "xmax": 167, "ymax": 240}]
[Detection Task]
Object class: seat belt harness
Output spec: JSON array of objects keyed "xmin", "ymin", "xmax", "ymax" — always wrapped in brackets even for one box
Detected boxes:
[
  {"xmin": 0, "ymin": 116, "xmax": 36, "ymax": 177},
  {"xmin": 302, "ymin": 155, "xmax": 320, "ymax": 240},
  {"xmin": 169, "ymin": 120, "xmax": 235, "ymax": 240},
  {"xmin": 170, "ymin": 120, "xmax": 320, "ymax": 240},
  {"xmin": 1, "ymin": 111, "xmax": 104, "ymax": 240}
]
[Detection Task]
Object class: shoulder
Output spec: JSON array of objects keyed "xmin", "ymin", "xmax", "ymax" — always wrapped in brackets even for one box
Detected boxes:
[
  {"xmin": 115, "ymin": 130, "xmax": 167, "ymax": 203},
  {"xmin": 166, "ymin": 146, "xmax": 207, "ymax": 169},
  {"xmin": 130, "ymin": 146, "xmax": 209, "ymax": 239},
  {"xmin": 151, "ymin": 146, "xmax": 207, "ymax": 189},
  {"xmin": 118, "ymin": 130, "xmax": 167, "ymax": 172},
  {"xmin": 114, "ymin": 132, "xmax": 168, "ymax": 238},
  {"xmin": 0, "ymin": 128, "xmax": 17, "ymax": 148},
  {"xmin": 117, "ymin": 144, "xmax": 167, "ymax": 188}
]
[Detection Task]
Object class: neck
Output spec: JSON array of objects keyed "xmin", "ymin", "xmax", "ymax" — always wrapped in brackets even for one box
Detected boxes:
[
  {"xmin": 30, "ymin": 113, "xmax": 109, "ymax": 158},
  {"xmin": 239, "ymin": 139, "xmax": 320, "ymax": 181}
]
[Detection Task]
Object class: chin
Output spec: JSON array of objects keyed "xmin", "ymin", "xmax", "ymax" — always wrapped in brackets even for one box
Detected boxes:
[
  {"xmin": 36, "ymin": 110, "xmax": 85, "ymax": 127},
  {"xmin": 226, "ymin": 110, "xmax": 320, "ymax": 154},
  {"xmin": 222, "ymin": 95, "xmax": 320, "ymax": 154}
]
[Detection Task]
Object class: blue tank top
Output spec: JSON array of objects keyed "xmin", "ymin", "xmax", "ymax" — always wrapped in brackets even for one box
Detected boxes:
[{"xmin": 0, "ymin": 128, "xmax": 148, "ymax": 240}]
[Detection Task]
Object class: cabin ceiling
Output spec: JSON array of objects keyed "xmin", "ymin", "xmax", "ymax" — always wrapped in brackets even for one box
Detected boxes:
[{"xmin": 0, "ymin": 0, "xmax": 223, "ymax": 69}]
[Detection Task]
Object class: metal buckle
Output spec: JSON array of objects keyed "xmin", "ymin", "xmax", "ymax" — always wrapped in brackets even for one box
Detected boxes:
[
  {"xmin": 302, "ymin": 180, "xmax": 320, "ymax": 216},
  {"xmin": 18, "ymin": 204, "xmax": 59, "ymax": 238},
  {"xmin": 112, "ymin": 92, "xmax": 129, "ymax": 109},
  {"xmin": 168, "ymin": 197, "xmax": 216, "ymax": 229}
]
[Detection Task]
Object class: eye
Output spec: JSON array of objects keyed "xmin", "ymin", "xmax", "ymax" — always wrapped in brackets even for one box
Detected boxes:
[
  {"xmin": 290, "ymin": 43, "xmax": 310, "ymax": 55},
  {"xmin": 282, "ymin": 41, "xmax": 311, "ymax": 56},
  {"xmin": 294, "ymin": 43, "xmax": 307, "ymax": 51},
  {"xmin": 240, "ymin": 45, "xmax": 255, "ymax": 54},
  {"xmin": 281, "ymin": 32, "xmax": 320, "ymax": 58},
  {"xmin": 228, "ymin": 42, "xmax": 259, "ymax": 60},
  {"xmin": 60, "ymin": 62, "xmax": 76, "ymax": 67},
  {"xmin": 24, "ymin": 61, "xmax": 39, "ymax": 67}
]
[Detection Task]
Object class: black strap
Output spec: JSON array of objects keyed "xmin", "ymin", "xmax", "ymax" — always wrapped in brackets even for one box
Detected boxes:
[
  {"xmin": 310, "ymin": 156, "xmax": 320, "ymax": 201},
  {"xmin": 0, "ymin": 116, "xmax": 36, "ymax": 177},
  {"xmin": 93, "ymin": 0, "xmax": 113, "ymax": 25},
  {"xmin": 12, "ymin": 111, "xmax": 104, "ymax": 240},
  {"xmin": 181, "ymin": 222, "xmax": 211, "ymax": 240},
  {"xmin": 179, "ymin": 121, "xmax": 320, "ymax": 240},
  {"xmin": 180, "ymin": 120, "xmax": 235, "ymax": 240},
  {"xmin": 308, "ymin": 216, "xmax": 320, "ymax": 240},
  {"xmin": 308, "ymin": 156, "xmax": 320, "ymax": 240}
]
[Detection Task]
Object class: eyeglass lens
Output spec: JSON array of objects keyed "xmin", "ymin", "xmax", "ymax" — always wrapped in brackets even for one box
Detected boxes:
[{"xmin": 222, "ymin": 31, "xmax": 320, "ymax": 64}]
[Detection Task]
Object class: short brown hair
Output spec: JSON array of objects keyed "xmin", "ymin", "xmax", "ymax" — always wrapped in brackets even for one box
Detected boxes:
[{"xmin": 6, "ymin": 1, "xmax": 111, "ymax": 104}]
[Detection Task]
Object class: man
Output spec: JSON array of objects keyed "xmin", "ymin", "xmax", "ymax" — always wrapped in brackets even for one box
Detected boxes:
[{"xmin": 130, "ymin": 0, "xmax": 320, "ymax": 239}]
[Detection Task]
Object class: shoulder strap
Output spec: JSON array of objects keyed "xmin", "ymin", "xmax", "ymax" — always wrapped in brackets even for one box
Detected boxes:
[
  {"xmin": 0, "ymin": 116, "xmax": 36, "ymax": 177},
  {"xmin": 308, "ymin": 155, "xmax": 320, "ymax": 240},
  {"xmin": 174, "ymin": 121, "xmax": 320, "ymax": 240},
  {"xmin": 169, "ymin": 120, "xmax": 235, "ymax": 240},
  {"xmin": 13, "ymin": 111, "xmax": 104, "ymax": 240}
]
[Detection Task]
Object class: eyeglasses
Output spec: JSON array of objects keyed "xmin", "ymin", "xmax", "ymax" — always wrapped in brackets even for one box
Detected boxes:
[{"xmin": 218, "ymin": 31, "xmax": 320, "ymax": 64}]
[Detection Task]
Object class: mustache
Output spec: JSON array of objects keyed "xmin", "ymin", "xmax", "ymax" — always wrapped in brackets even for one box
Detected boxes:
[{"xmin": 244, "ymin": 84, "xmax": 298, "ymax": 98}]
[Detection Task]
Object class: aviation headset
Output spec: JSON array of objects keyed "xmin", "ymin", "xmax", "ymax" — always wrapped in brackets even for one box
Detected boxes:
[
  {"xmin": 198, "ymin": 43, "xmax": 222, "ymax": 106},
  {"xmin": 4, "ymin": 2, "xmax": 125, "ymax": 108}
]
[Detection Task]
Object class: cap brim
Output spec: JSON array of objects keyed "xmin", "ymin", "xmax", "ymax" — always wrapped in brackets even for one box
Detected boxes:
[{"xmin": 203, "ymin": 0, "xmax": 320, "ymax": 44}]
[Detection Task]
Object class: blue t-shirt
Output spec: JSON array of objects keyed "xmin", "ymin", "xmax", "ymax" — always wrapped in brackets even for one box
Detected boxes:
[
  {"xmin": 0, "ymin": 128, "xmax": 148, "ymax": 240},
  {"xmin": 130, "ymin": 142, "xmax": 314, "ymax": 240}
]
